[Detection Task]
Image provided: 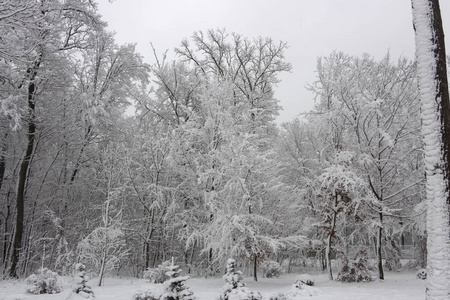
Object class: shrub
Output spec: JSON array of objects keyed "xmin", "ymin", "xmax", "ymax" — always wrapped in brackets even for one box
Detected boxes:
[
  {"xmin": 336, "ymin": 250, "xmax": 374, "ymax": 283},
  {"xmin": 295, "ymin": 274, "xmax": 314, "ymax": 286},
  {"xmin": 260, "ymin": 260, "xmax": 283, "ymax": 278},
  {"xmin": 143, "ymin": 261, "xmax": 171, "ymax": 283},
  {"xmin": 133, "ymin": 285, "xmax": 164, "ymax": 300},
  {"xmin": 268, "ymin": 292, "xmax": 287, "ymax": 300},
  {"xmin": 133, "ymin": 291, "xmax": 158, "ymax": 300},
  {"xmin": 416, "ymin": 269, "xmax": 427, "ymax": 280},
  {"xmin": 269, "ymin": 277, "xmax": 321, "ymax": 299},
  {"xmin": 26, "ymin": 268, "xmax": 62, "ymax": 295}
]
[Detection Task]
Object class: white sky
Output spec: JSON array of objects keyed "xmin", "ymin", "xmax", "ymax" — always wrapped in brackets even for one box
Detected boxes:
[{"xmin": 97, "ymin": 0, "xmax": 450, "ymax": 124}]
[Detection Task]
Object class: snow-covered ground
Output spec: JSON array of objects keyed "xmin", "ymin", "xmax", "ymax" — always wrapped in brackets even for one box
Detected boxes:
[{"xmin": 0, "ymin": 271, "xmax": 426, "ymax": 300}]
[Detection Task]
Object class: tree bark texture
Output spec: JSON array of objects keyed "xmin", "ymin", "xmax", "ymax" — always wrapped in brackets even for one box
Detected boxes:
[
  {"xmin": 9, "ymin": 57, "xmax": 41, "ymax": 278},
  {"xmin": 412, "ymin": 0, "xmax": 450, "ymax": 298}
]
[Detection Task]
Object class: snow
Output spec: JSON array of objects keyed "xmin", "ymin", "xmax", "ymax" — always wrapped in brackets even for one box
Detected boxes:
[
  {"xmin": 0, "ymin": 272, "xmax": 427, "ymax": 300},
  {"xmin": 412, "ymin": 0, "xmax": 450, "ymax": 298}
]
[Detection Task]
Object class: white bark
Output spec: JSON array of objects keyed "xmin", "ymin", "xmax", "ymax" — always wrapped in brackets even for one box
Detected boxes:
[{"xmin": 412, "ymin": 0, "xmax": 450, "ymax": 298}]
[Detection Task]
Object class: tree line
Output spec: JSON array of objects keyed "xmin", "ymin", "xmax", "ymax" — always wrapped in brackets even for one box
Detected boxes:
[{"xmin": 0, "ymin": 0, "xmax": 438, "ymax": 286}]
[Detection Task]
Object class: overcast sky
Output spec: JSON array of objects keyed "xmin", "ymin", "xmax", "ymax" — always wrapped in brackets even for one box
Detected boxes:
[{"xmin": 97, "ymin": 0, "xmax": 450, "ymax": 124}]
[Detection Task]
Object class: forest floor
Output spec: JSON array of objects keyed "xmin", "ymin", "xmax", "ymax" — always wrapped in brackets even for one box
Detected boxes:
[{"xmin": 0, "ymin": 270, "xmax": 426, "ymax": 300}]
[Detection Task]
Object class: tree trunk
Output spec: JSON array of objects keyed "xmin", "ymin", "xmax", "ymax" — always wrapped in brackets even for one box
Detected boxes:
[
  {"xmin": 98, "ymin": 193, "xmax": 111, "ymax": 286},
  {"xmin": 253, "ymin": 255, "xmax": 258, "ymax": 281},
  {"xmin": 9, "ymin": 58, "xmax": 41, "ymax": 278},
  {"xmin": 98, "ymin": 233, "xmax": 108, "ymax": 286},
  {"xmin": 0, "ymin": 135, "xmax": 6, "ymax": 192},
  {"xmin": 2, "ymin": 202, "xmax": 10, "ymax": 266},
  {"xmin": 412, "ymin": 0, "xmax": 450, "ymax": 298},
  {"xmin": 326, "ymin": 195, "xmax": 338, "ymax": 281},
  {"xmin": 377, "ymin": 212, "xmax": 384, "ymax": 280},
  {"xmin": 144, "ymin": 209, "xmax": 155, "ymax": 270}
]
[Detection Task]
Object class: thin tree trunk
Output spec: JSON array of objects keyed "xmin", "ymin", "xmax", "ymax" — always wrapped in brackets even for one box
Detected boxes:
[
  {"xmin": 2, "ymin": 190, "xmax": 13, "ymax": 269},
  {"xmin": 188, "ymin": 240, "xmax": 196, "ymax": 274},
  {"xmin": 0, "ymin": 134, "xmax": 6, "ymax": 192},
  {"xmin": 412, "ymin": 0, "xmax": 450, "ymax": 298},
  {"xmin": 2, "ymin": 203, "xmax": 10, "ymax": 266},
  {"xmin": 253, "ymin": 255, "xmax": 258, "ymax": 281},
  {"xmin": 376, "ymin": 212, "xmax": 384, "ymax": 280},
  {"xmin": 98, "ymin": 234, "xmax": 108, "ymax": 286},
  {"xmin": 9, "ymin": 57, "xmax": 41, "ymax": 278},
  {"xmin": 99, "ymin": 185, "xmax": 111, "ymax": 286},
  {"xmin": 144, "ymin": 209, "xmax": 155, "ymax": 270},
  {"xmin": 326, "ymin": 195, "xmax": 338, "ymax": 281}
]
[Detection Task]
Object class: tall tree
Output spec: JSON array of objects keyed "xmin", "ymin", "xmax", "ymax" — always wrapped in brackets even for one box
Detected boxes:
[
  {"xmin": 309, "ymin": 52, "xmax": 422, "ymax": 279},
  {"xmin": 411, "ymin": 0, "xmax": 450, "ymax": 298},
  {"xmin": 1, "ymin": 0, "xmax": 148, "ymax": 277}
]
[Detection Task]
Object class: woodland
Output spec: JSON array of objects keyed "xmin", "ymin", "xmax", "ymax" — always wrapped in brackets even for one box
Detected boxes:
[{"xmin": 0, "ymin": 0, "xmax": 443, "ymax": 288}]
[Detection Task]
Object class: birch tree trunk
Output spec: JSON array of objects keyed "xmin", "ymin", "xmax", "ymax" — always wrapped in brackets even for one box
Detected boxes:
[{"xmin": 411, "ymin": 0, "xmax": 450, "ymax": 298}]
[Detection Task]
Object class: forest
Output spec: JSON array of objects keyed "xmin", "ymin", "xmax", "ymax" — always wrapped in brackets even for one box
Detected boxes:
[{"xmin": 0, "ymin": 0, "xmax": 447, "ymax": 292}]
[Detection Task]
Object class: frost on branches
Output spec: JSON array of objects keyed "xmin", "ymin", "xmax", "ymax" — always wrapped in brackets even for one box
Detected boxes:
[
  {"xmin": 412, "ymin": 0, "xmax": 450, "ymax": 299},
  {"xmin": 143, "ymin": 261, "xmax": 171, "ymax": 283},
  {"xmin": 77, "ymin": 226, "xmax": 129, "ymax": 284},
  {"xmin": 218, "ymin": 259, "xmax": 262, "ymax": 300}
]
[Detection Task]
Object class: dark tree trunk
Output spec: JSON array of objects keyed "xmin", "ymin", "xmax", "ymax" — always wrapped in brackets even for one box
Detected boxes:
[
  {"xmin": 9, "ymin": 58, "xmax": 40, "ymax": 278},
  {"xmin": 0, "ymin": 136, "xmax": 6, "ymax": 192},
  {"xmin": 253, "ymin": 255, "xmax": 258, "ymax": 281},
  {"xmin": 377, "ymin": 212, "xmax": 384, "ymax": 280},
  {"xmin": 326, "ymin": 195, "xmax": 338, "ymax": 281},
  {"xmin": 427, "ymin": 1, "xmax": 450, "ymax": 214}
]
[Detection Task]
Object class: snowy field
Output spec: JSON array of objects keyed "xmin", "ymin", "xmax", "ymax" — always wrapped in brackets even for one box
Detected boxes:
[{"xmin": 0, "ymin": 271, "xmax": 426, "ymax": 300}]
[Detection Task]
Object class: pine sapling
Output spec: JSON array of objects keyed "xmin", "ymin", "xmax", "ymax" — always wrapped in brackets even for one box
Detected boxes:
[
  {"xmin": 218, "ymin": 258, "xmax": 262, "ymax": 300},
  {"xmin": 160, "ymin": 259, "xmax": 196, "ymax": 300},
  {"xmin": 74, "ymin": 263, "xmax": 94, "ymax": 298}
]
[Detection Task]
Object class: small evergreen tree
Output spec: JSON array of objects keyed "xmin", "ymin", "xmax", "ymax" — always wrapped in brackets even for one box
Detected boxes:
[
  {"xmin": 160, "ymin": 260, "xmax": 196, "ymax": 300},
  {"xmin": 218, "ymin": 259, "xmax": 262, "ymax": 300},
  {"xmin": 74, "ymin": 263, "xmax": 94, "ymax": 299}
]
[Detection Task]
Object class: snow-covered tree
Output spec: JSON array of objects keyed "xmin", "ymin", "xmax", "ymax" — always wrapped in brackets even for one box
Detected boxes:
[
  {"xmin": 218, "ymin": 258, "xmax": 262, "ymax": 300},
  {"xmin": 309, "ymin": 51, "xmax": 422, "ymax": 279},
  {"xmin": 315, "ymin": 151, "xmax": 368, "ymax": 280},
  {"xmin": 77, "ymin": 144, "xmax": 131, "ymax": 286},
  {"xmin": 73, "ymin": 263, "xmax": 94, "ymax": 299},
  {"xmin": 160, "ymin": 260, "xmax": 196, "ymax": 300},
  {"xmin": 411, "ymin": 0, "xmax": 450, "ymax": 298},
  {"xmin": 175, "ymin": 29, "xmax": 292, "ymax": 134},
  {"xmin": 77, "ymin": 226, "xmax": 129, "ymax": 285},
  {"xmin": 3, "ymin": 0, "xmax": 106, "ymax": 278}
]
